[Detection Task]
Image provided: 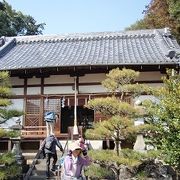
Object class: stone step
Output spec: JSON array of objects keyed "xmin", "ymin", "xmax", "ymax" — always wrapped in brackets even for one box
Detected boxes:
[
  {"xmin": 29, "ymin": 176, "xmax": 58, "ymax": 180},
  {"xmin": 29, "ymin": 156, "xmax": 61, "ymax": 179}
]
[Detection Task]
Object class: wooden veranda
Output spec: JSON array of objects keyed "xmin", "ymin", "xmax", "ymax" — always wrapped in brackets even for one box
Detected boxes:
[{"xmin": 21, "ymin": 126, "xmax": 83, "ymax": 140}]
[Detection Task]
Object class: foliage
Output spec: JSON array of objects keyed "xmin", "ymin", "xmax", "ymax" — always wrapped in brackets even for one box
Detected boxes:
[
  {"xmin": 144, "ymin": 70, "xmax": 180, "ymax": 171},
  {"xmin": 0, "ymin": 0, "xmax": 45, "ymax": 36},
  {"xmin": 0, "ymin": 152, "xmax": 15, "ymax": 165},
  {"xmin": 86, "ymin": 68, "xmax": 151, "ymax": 156},
  {"xmin": 87, "ymin": 149, "xmax": 162, "ymax": 179},
  {"xmin": 101, "ymin": 68, "xmax": 152, "ymax": 98},
  {"xmin": 126, "ymin": 0, "xmax": 180, "ymax": 43},
  {"xmin": 4, "ymin": 164, "xmax": 21, "ymax": 178},
  {"xmin": 0, "ymin": 128, "xmax": 6, "ymax": 137},
  {"xmin": 0, "ymin": 128, "xmax": 20, "ymax": 138},
  {"xmin": 0, "ymin": 71, "xmax": 11, "ymax": 91},
  {"xmin": 0, "ymin": 171, "xmax": 5, "ymax": 180},
  {"xmin": 88, "ymin": 149, "xmax": 142, "ymax": 167},
  {"xmin": 0, "ymin": 109, "xmax": 23, "ymax": 123},
  {"xmin": 0, "ymin": 163, "xmax": 21, "ymax": 180},
  {"xmin": 85, "ymin": 164, "xmax": 115, "ymax": 179},
  {"xmin": 0, "ymin": 71, "xmax": 23, "ymax": 124},
  {"xmin": 6, "ymin": 129, "xmax": 20, "ymax": 138},
  {"xmin": 167, "ymin": 0, "xmax": 180, "ymax": 20},
  {"xmin": 102, "ymin": 68, "xmax": 139, "ymax": 95},
  {"xmin": 87, "ymin": 97, "xmax": 137, "ymax": 117},
  {"xmin": 86, "ymin": 116, "xmax": 138, "ymax": 155},
  {"xmin": 0, "ymin": 71, "xmax": 11, "ymax": 106},
  {"xmin": 0, "ymin": 153, "xmax": 21, "ymax": 179},
  {"xmin": 135, "ymin": 171, "xmax": 148, "ymax": 180}
]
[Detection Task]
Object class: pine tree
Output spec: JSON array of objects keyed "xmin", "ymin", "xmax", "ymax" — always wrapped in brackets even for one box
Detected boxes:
[
  {"xmin": 86, "ymin": 68, "xmax": 151, "ymax": 156},
  {"xmin": 85, "ymin": 68, "xmax": 157, "ymax": 180},
  {"xmin": 0, "ymin": 71, "xmax": 22, "ymax": 124}
]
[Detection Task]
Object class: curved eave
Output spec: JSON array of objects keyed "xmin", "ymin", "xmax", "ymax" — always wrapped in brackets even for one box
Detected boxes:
[
  {"xmin": 1, "ymin": 62, "xmax": 178, "ymax": 78},
  {"xmin": 0, "ymin": 59, "xmax": 179, "ymax": 71}
]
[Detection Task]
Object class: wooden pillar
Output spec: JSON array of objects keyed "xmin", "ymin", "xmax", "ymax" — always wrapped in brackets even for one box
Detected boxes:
[
  {"xmin": 23, "ymin": 78, "xmax": 27, "ymax": 126},
  {"xmin": 39, "ymin": 77, "xmax": 44, "ymax": 127}
]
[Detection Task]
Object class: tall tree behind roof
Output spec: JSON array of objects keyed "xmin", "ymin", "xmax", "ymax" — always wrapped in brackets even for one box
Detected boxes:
[
  {"xmin": 126, "ymin": 0, "xmax": 180, "ymax": 43},
  {"xmin": 0, "ymin": 0, "xmax": 45, "ymax": 36}
]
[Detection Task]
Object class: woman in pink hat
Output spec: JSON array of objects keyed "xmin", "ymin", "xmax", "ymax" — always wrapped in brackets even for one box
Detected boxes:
[{"xmin": 61, "ymin": 141, "xmax": 91, "ymax": 180}]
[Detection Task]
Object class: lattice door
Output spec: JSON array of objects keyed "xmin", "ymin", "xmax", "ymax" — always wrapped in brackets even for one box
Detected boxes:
[
  {"xmin": 44, "ymin": 98, "xmax": 61, "ymax": 113},
  {"xmin": 25, "ymin": 98, "xmax": 41, "ymax": 126},
  {"xmin": 44, "ymin": 98, "xmax": 61, "ymax": 131}
]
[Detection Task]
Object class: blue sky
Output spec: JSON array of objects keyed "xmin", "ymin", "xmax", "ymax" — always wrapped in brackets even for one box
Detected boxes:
[{"xmin": 5, "ymin": 0, "xmax": 150, "ymax": 35}]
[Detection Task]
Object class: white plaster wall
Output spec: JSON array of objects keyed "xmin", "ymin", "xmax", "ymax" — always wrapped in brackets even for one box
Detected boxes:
[
  {"xmin": 27, "ymin": 77, "xmax": 41, "ymax": 85},
  {"xmin": 44, "ymin": 86, "xmax": 74, "ymax": 94},
  {"xmin": 10, "ymin": 77, "xmax": 24, "ymax": 85},
  {"xmin": 88, "ymin": 140, "xmax": 103, "ymax": 149},
  {"xmin": 27, "ymin": 87, "xmax": 41, "ymax": 95},
  {"xmin": 11, "ymin": 88, "xmax": 24, "ymax": 95},
  {"xmin": 137, "ymin": 72, "xmax": 163, "ymax": 81},
  {"xmin": 44, "ymin": 75, "xmax": 73, "ymax": 84},
  {"xmin": 79, "ymin": 85, "xmax": 107, "ymax": 93},
  {"xmin": 79, "ymin": 73, "xmax": 106, "ymax": 83}
]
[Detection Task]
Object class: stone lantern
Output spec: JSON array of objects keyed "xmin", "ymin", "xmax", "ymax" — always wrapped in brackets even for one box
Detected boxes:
[
  {"xmin": 10, "ymin": 118, "xmax": 24, "ymax": 165},
  {"xmin": 133, "ymin": 99, "xmax": 146, "ymax": 153}
]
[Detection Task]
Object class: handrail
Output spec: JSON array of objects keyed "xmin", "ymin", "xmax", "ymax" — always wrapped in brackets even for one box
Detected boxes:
[{"xmin": 23, "ymin": 150, "xmax": 42, "ymax": 180}]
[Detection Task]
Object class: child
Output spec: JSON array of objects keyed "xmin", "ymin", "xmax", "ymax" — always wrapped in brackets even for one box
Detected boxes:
[{"xmin": 62, "ymin": 141, "xmax": 91, "ymax": 180}]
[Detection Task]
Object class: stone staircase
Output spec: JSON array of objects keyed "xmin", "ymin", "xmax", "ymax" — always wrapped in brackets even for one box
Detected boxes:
[
  {"xmin": 23, "ymin": 143, "xmax": 67, "ymax": 180},
  {"xmin": 29, "ymin": 158, "xmax": 58, "ymax": 180}
]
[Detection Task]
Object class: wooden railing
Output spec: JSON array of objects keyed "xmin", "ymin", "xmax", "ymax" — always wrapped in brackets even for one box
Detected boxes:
[
  {"xmin": 21, "ymin": 126, "xmax": 47, "ymax": 138},
  {"xmin": 21, "ymin": 126, "xmax": 83, "ymax": 139}
]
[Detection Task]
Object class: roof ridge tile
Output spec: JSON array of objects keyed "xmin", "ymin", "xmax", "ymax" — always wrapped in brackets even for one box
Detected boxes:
[
  {"xmin": 5, "ymin": 29, "xmax": 158, "ymax": 43},
  {"xmin": 154, "ymin": 29, "xmax": 180, "ymax": 59}
]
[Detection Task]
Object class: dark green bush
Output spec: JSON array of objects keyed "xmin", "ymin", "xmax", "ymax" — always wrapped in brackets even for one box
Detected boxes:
[
  {"xmin": 0, "ymin": 153, "xmax": 15, "ymax": 165},
  {"xmin": 0, "ymin": 153, "xmax": 21, "ymax": 180}
]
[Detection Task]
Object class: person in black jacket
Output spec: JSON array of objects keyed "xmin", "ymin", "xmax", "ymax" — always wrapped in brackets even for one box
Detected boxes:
[{"xmin": 40, "ymin": 134, "xmax": 64, "ymax": 179}]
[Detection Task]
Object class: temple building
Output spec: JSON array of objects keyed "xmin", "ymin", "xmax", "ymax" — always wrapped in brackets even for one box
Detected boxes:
[{"xmin": 0, "ymin": 28, "xmax": 179, "ymax": 149}]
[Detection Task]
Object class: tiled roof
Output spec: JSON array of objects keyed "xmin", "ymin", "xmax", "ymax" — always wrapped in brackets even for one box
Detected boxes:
[{"xmin": 0, "ymin": 28, "xmax": 179, "ymax": 71}]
